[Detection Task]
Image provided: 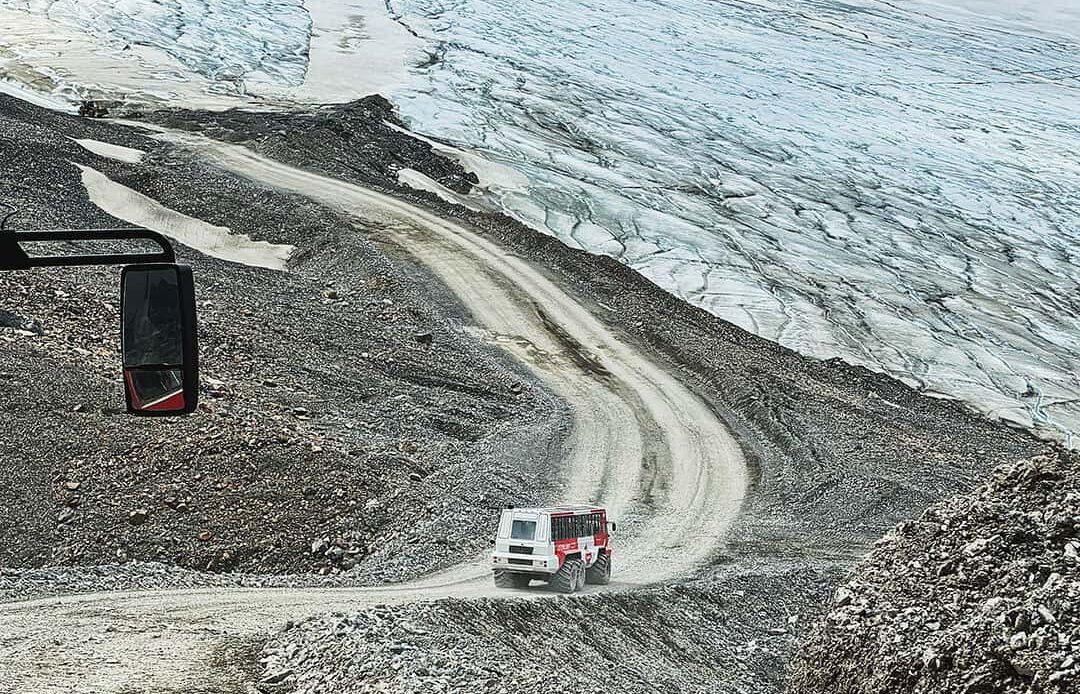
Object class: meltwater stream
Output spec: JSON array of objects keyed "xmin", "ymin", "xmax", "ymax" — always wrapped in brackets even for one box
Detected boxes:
[{"xmin": 1, "ymin": 0, "xmax": 1077, "ymax": 442}]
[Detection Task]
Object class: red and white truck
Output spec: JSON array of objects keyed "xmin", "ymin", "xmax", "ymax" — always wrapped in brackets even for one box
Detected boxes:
[{"xmin": 490, "ymin": 505, "xmax": 615, "ymax": 593}]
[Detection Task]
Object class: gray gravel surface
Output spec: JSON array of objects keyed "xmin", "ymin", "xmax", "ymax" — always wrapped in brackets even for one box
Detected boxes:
[
  {"xmin": 789, "ymin": 450, "xmax": 1079, "ymax": 694},
  {"xmin": 0, "ymin": 93, "xmax": 566, "ymax": 581},
  {"xmin": 0, "ymin": 92, "xmax": 1052, "ymax": 693}
]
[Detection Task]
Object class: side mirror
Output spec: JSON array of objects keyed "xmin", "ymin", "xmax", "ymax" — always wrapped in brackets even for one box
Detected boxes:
[
  {"xmin": 607, "ymin": 522, "xmax": 617, "ymax": 532},
  {"xmin": 120, "ymin": 264, "xmax": 198, "ymax": 416}
]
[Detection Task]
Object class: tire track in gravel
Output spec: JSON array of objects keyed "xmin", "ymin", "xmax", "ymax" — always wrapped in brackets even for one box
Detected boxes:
[{"xmin": 0, "ymin": 130, "xmax": 748, "ymax": 693}]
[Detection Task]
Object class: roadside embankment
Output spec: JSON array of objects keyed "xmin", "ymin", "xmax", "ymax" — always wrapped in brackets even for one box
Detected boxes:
[
  {"xmin": 789, "ymin": 450, "xmax": 1079, "ymax": 694},
  {"xmin": 255, "ymin": 563, "xmax": 835, "ymax": 694}
]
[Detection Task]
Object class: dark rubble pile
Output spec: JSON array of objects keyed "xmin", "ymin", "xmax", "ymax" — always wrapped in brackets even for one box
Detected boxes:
[
  {"xmin": 254, "ymin": 566, "xmax": 835, "ymax": 694},
  {"xmin": 789, "ymin": 450, "xmax": 1080, "ymax": 694},
  {"xmin": 143, "ymin": 95, "xmax": 481, "ymax": 196}
]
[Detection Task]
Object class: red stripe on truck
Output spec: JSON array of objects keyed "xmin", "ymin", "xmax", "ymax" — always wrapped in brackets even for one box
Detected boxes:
[{"xmin": 554, "ymin": 538, "xmax": 578, "ymax": 552}]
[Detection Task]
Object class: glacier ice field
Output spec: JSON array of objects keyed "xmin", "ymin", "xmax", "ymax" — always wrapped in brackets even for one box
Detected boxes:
[{"xmin": 2, "ymin": 0, "xmax": 1078, "ymax": 443}]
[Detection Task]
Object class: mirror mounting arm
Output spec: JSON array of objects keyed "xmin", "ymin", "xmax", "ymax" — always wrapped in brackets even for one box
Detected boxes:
[{"xmin": 0, "ymin": 228, "xmax": 176, "ymax": 270}]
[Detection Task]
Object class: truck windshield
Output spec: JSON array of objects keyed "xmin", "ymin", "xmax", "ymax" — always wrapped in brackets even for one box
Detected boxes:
[{"xmin": 510, "ymin": 519, "xmax": 536, "ymax": 540}]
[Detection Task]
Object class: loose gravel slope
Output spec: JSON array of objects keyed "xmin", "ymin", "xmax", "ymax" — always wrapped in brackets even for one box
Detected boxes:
[
  {"xmin": 0, "ymin": 124, "xmax": 748, "ymax": 693},
  {"xmin": 789, "ymin": 450, "xmax": 1079, "ymax": 694}
]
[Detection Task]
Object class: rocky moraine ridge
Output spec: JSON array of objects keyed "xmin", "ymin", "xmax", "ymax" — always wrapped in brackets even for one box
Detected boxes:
[{"xmin": 791, "ymin": 450, "xmax": 1079, "ymax": 694}]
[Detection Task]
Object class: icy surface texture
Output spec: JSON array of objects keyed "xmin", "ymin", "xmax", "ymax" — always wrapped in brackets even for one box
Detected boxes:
[
  {"xmin": 0, "ymin": 0, "xmax": 1075, "ymax": 443},
  {"xmin": 2, "ymin": 0, "xmax": 311, "ymax": 90},
  {"xmin": 388, "ymin": 0, "xmax": 1080, "ymax": 442}
]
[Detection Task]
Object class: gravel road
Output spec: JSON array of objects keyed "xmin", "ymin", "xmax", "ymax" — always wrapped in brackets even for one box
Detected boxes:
[{"xmin": 0, "ymin": 124, "xmax": 747, "ymax": 693}]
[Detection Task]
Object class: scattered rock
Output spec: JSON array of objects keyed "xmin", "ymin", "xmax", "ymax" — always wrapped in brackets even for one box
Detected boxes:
[
  {"xmin": 0, "ymin": 310, "xmax": 43, "ymax": 335},
  {"xmin": 259, "ymin": 669, "xmax": 293, "ymax": 686},
  {"xmin": 77, "ymin": 100, "xmax": 109, "ymax": 118},
  {"xmin": 791, "ymin": 451, "xmax": 1080, "ymax": 694}
]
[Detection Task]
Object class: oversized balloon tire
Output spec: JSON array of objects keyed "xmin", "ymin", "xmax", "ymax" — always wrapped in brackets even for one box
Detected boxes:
[
  {"xmin": 551, "ymin": 557, "xmax": 583, "ymax": 594},
  {"xmin": 586, "ymin": 552, "xmax": 611, "ymax": 585}
]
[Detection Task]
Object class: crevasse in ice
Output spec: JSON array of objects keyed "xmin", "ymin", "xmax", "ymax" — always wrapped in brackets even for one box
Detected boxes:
[
  {"xmin": 387, "ymin": 0, "xmax": 1080, "ymax": 444},
  {"xmin": 9, "ymin": 0, "xmax": 311, "ymax": 89}
]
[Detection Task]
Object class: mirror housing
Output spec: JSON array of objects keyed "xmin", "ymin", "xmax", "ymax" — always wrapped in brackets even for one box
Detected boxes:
[
  {"xmin": 607, "ymin": 521, "xmax": 617, "ymax": 532},
  {"xmin": 120, "ymin": 263, "xmax": 198, "ymax": 416}
]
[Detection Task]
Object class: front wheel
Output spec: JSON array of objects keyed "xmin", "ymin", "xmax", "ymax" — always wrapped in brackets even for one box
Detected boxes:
[{"xmin": 586, "ymin": 552, "xmax": 611, "ymax": 585}]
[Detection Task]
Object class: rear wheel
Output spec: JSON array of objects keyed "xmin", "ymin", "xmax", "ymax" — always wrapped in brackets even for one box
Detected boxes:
[
  {"xmin": 493, "ymin": 571, "xmax": 530, "ymax": 589},
  {"xmin": 551, "ymin": 557, "xmax": 583, "ymax": 594},
  {"xmin": 586, "ymin": 551, "xmax": 611, "ymax": 585}
]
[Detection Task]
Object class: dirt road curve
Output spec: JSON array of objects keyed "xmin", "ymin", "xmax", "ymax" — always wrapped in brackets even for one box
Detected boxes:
[{"xmin": 0, "ymin": 131, "xmax": 747, "ymax": 693}]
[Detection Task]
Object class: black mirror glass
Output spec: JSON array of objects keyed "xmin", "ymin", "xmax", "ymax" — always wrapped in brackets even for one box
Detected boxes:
[{"xmin": 121, "ymin": 264, "xmax": 198, "ymax": 415}]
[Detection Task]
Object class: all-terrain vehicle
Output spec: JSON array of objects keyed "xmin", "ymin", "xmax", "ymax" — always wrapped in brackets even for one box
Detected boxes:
[{"xmin": 490, "ymin": 505, "xmax": 615, "ymax": 593}]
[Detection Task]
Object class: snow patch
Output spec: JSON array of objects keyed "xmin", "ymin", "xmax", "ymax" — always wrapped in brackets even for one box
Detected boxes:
[
  {"xmin": 385, "ymin": 121, "xmax": 529, "ymax": 193},
  {"xmin": 71, "ymin": 138, "xmax": 145, "ymax": 164},
  {"xmin": 76, "ymin": 163, "xmax": 294, "ymax": 271},
  {"xmin": 397, "ymin": 168, "xmax": 485, "ymax": 212}
]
